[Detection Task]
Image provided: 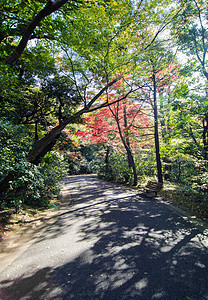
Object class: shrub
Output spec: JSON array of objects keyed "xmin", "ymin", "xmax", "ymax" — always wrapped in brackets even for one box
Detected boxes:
[
  {"xmin": 98, "ymin": 151, "xmax": 133, "ymax": 184},
  {"xmin": 65, "ymin": 144, "xmax": 104, "ymax": 175},
  {"xmin": 135, "ymin": 150, "xmax": 156, "ymax": 177},
  {"xmin": 0, "ymin": 119, "xmax": 68, "ymax": 210}
]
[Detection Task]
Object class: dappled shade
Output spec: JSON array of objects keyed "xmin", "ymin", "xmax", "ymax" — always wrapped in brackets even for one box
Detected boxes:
[{"xmin": 0, "ymin": 175, "xmax": 207, "ymax": 299}]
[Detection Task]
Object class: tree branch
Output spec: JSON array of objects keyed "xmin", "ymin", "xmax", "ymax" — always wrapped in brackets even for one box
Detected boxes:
[{"xmin": 2, "ymin": 0, "xmax": 70, "ymax": 65}]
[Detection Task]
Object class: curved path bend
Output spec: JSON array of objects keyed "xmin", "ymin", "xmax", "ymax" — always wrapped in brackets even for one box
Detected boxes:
[{"xmin": 0, "ymin": 175, "xmax": 208, "ymax": 299}]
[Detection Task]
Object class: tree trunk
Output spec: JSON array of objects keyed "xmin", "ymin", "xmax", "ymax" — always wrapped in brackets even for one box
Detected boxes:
[
  {"xmin": 26, "ymin": 109, "xmax": 85, "ymax": 164},
  {"xmin": 104, "ymin": 146, "xmax": 110, "ymax": 173},
  {"xmin": 123, "ymin": 105, "xmax": 130, "ymax": 149},
  {"xmin": 115, "ymin": 114, "xmax": 137, "ymax": 186},
  {"xmin": 153, "ymin": 72, "xmax": 163, "ymax": 184},
  {"xmin": 125, "ymin": 145, "xmax": 137, "ymax": 186},
  {"xmin": 123, "ymin": 104, "xmax": 137, "ymax": 185},
  {"xmin": 202, "ymin": 113, "xmax": 208, "ymax": 161}
]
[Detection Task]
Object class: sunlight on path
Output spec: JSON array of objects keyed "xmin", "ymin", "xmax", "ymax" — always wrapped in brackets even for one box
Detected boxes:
[{"xmin": 0, "ymin": 175, "xmax": 208, "ymax": 300}]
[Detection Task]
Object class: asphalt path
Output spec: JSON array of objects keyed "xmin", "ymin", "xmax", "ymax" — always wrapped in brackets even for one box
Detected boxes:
[{"xmin": 0, "ymin": 174, "xmax": 208, "ymax": 300}]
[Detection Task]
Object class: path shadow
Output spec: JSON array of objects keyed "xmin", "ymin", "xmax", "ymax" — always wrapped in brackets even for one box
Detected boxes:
[{"xmin": 0, "ymin": 176, "xmax": 208, "ymax": 299}]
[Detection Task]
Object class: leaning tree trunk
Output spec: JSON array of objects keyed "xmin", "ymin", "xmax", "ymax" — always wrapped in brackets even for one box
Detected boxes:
[
  {"xmin": 153, "ymin": 72, "xmax": 163, "ymax": 184},
  {"xmin": 0, "ymin": 109, "xmax": 85, "ymax": 195},
  {"xmin": 0, "ymin": 77, "xmax": 120, "ymax": 195},
  {"xmin": 27, "ymin": 109, "xmax": 85, "ymax": 164}
]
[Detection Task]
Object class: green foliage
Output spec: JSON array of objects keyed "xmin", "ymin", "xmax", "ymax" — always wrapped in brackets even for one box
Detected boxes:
[
  {"xmin": 169, "ymin": 155, "xmax": 197, "ymax": 183},
  {"xmin": 173, "ymin": 83, "xmax": 189, "ymax": 99},
  {"xmin": 2, "ymin": 154, "xmax": 68, "ymax": 210},
  {"xmin": 67, "ymin": 153, "xmax": 91, "ymax": 175},
  {"xmin": 161, "ymin": 151, "xmax": 208, "ymax": 203},
  {"xmin": 98, "ymin": 151, "xmax": 134, "ymax": 184},
  {"xmin": 20, "ymin": 43, "xmax": 58, "ymax": 81},
  {"xmin": 0, "ymin": 119, "xmax": 30, "ymax": 179},
  {"xmin": 0, "ymin": 119, "xmax": 68, "ymax": 210},
  {"xmin": 65, "ymin": 145, "xmax": 104, "ymax": 175},
  {"xmin": 97, "ymin": 149, "xmax": 156, "ymax": 185},
  {"xmin": 160, "ymin": 180, "xmax": 208, "ymax": 219},
  {"xmin": 171, "ymin": 0, "xmax": 208, "ymax": 83},
  {"xmin": 8, "ymin": 162, "xmax": 47, "ymax": 210},
  {"xmin": 0, "ymin": 62, "xmax": 20, "ymax": 100},
  {"xmin": 190, "ymin": 159, "xmax": 208, "ymax": 200},
  {"xmin": 135, "ymin": 150, "xmax": 156, "ymax": 177}
]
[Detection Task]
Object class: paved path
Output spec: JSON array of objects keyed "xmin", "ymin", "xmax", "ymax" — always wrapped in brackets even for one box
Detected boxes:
[{"xmin": 0, "ymin": 175, "xmax": 208, "ymax": 299}]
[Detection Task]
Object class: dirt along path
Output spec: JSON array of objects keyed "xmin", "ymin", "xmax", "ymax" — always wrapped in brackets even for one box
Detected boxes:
[{"xmin": 0, "ymin": 174, "xmax": 208, "ymax": 299}]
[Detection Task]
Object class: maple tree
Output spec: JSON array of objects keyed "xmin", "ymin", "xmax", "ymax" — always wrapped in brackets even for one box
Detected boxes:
[{"xmin": 72, "ymin": 78, "xmax": 150, "ymax": 185}]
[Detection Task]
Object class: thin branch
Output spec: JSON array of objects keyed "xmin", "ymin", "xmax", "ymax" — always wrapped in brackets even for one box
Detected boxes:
[
  {"xmin": 144, "ymin": 6, "xmax": 184, "ymax": 51},
  {"xmin": 67, "ymin": 56, "xmax": 85, "ymax": 104},
  {"xmin": 193, "ymin": 0, "xmax": 207, "ymax": 65},
  {"xmin": 86, "ymin": 76, "xmax": 122, "ymax": 109},
  {"xmin": 2, "ymin": 0, "xmax": 73, "ymax": 65},
  {"xmin": 132, "ymin": 125, "xmax": 154, "ymax": 129},
  {"xmin": 87, "ymin": 87, "xmax": 134, "ymax": 113}
]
